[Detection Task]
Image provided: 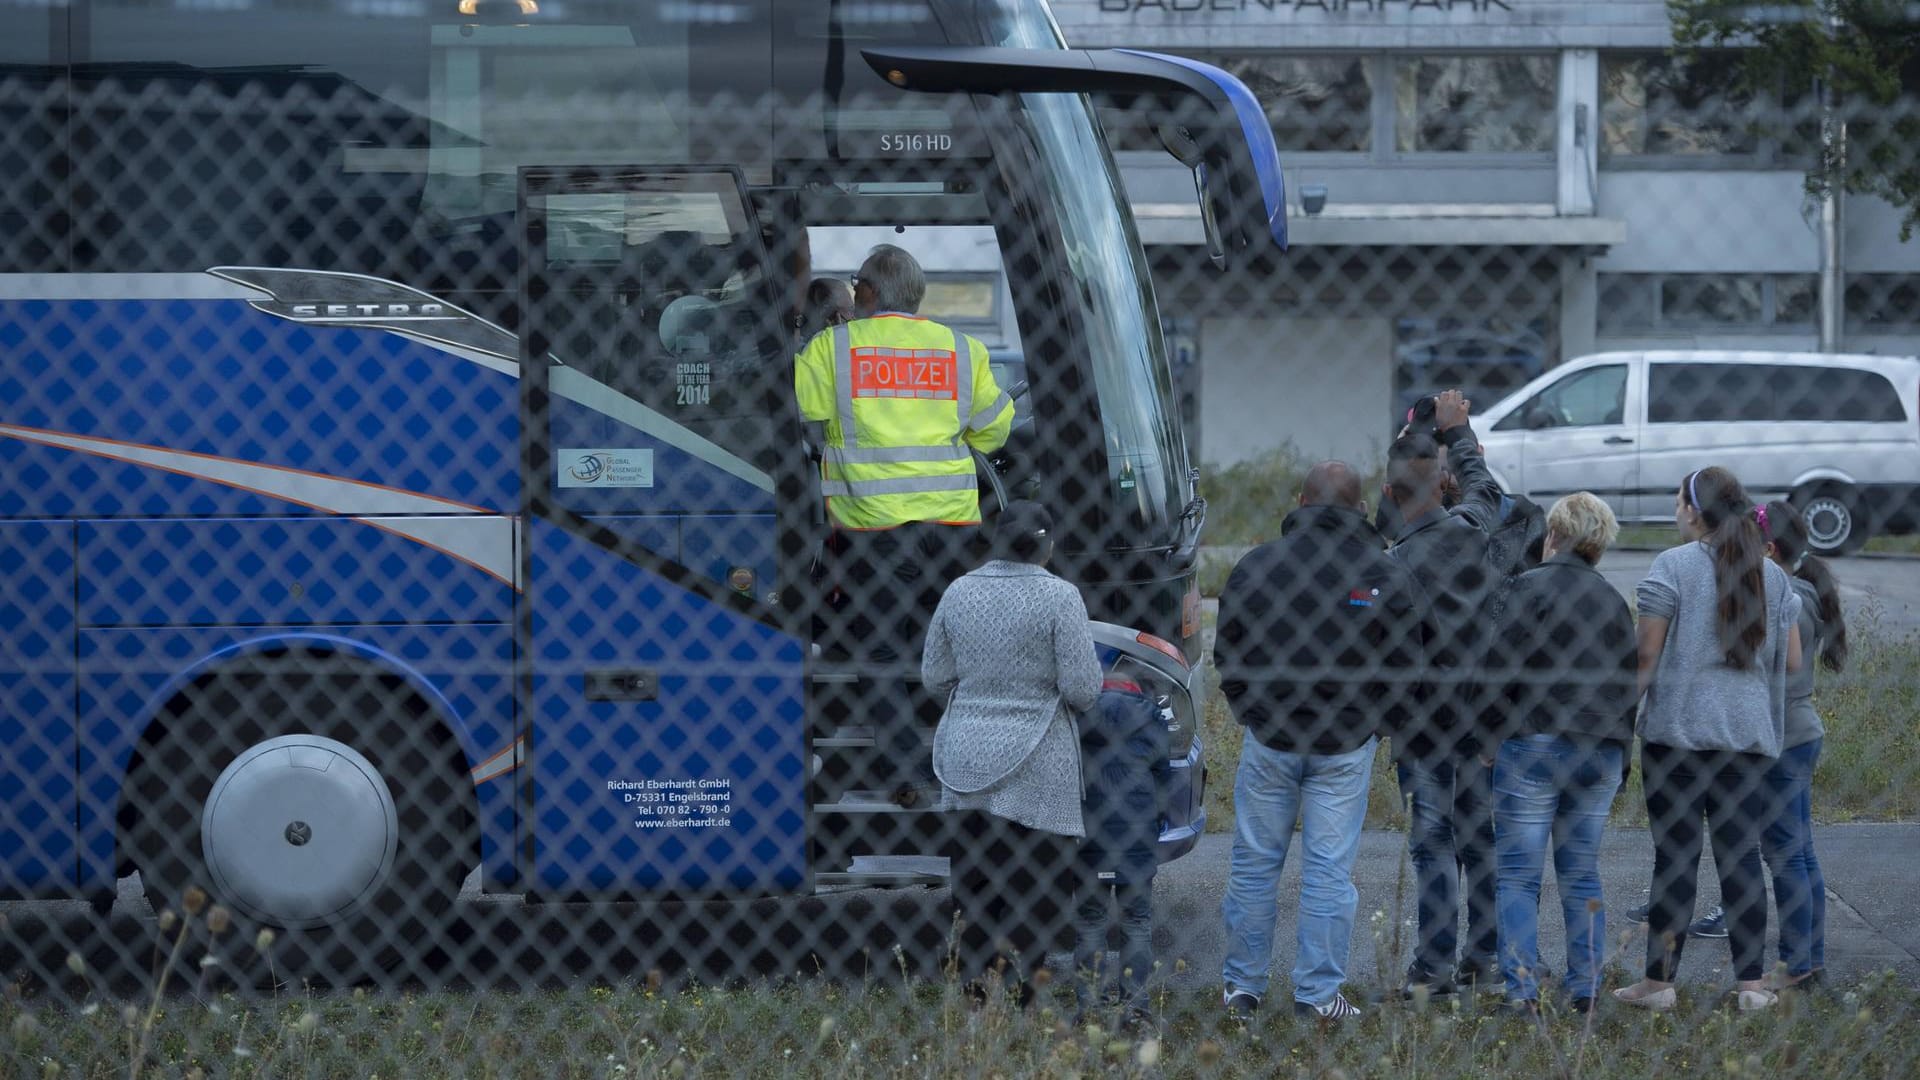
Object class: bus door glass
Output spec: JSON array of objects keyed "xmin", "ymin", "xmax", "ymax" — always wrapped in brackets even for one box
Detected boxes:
[{"xmin": 518, "ymin": 165, "xmax": 810, "ymax": 897}]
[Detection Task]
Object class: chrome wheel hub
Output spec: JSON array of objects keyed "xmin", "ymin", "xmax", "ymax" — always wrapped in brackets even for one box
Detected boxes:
[{"xmin": 1802, "ymin": 497, "xmax": 1852, "ymax": 552}]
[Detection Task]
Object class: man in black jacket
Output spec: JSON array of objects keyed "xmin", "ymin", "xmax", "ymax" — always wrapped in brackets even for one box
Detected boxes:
[
  {"xmin": 1382, "ymin": 389, "xmax": 1505, "ymax": 996},
  {"xmin": 1215, "ymin": 462, "xmax": 1430, "ymax": 1023}
]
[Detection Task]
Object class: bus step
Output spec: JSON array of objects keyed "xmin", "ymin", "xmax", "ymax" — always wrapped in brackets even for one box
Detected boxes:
[
  {"xmin": 815, "ymin": 725, "xmax": 877, "ymax": 748},
  {"xmin": 810, "ymin": 663, "xmax": 923, "ymax": 685},
  {"xmin": 813, "ymin": 790, "xmax": 939, "ymax": 814},
  {"xmin": 815, "ymin": 869, "xmax": 947, "ymax": 892}
]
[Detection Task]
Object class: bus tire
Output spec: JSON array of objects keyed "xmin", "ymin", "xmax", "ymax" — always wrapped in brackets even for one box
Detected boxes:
[
  {"xmin": 1793, "ymin": 483, "xmax": 1869, "ymax": 557},
  {"xmin": 120, "ymin": 654, "xmax": 474, "ymax": 990}
]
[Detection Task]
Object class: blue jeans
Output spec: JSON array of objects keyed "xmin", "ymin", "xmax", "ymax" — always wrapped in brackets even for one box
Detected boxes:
[
  {"xmin": 1074, "ymin": 878, "xmax": 1155, "ymax": 1012},
  {"xmin": 1492, "ymin": 735, "xmax": 1623, "ymax": 1003},
  {"xmin": 1762, "ymin": 738, "xmax": 1825, "ymax": 977},
  {"xmin": 1397, "ymin": 755, "xmax": 1499, "ymax": 980},
  {"xmin": 1221, "ymin": 731, "xmax": 1376, "ymax": 1007}
]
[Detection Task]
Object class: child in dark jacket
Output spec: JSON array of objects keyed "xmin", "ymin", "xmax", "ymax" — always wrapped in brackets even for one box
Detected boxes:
[{"xmin": 1074, "ymin": 675, "xmax": 1171, "ymax": 1026}]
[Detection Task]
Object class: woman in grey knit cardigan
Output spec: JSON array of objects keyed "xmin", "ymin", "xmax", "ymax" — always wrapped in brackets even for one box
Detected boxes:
[{"xmin": 924, "ymin": 500, "xmax": 1102, "ymax": 1001}]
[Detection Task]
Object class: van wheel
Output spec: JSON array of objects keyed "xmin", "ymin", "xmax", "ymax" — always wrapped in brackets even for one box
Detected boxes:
[
  {"xmin": 122, "ymin": 657, "xmax": 473, "ymax": 989},
  {"xmin": 1793, "ymin": 485, "xmax": 1868, "ymax": 557}
]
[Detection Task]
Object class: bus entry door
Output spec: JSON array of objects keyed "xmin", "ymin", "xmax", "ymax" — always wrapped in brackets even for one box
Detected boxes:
[{"xmin": 517, "ymin": 165, "xmax": 812, "ymax": 898}]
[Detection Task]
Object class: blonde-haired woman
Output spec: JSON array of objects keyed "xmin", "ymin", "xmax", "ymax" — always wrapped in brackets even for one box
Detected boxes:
[{"xmin": 1481, "ymin": 492, "xmax": 1639, "ymax": 1014}]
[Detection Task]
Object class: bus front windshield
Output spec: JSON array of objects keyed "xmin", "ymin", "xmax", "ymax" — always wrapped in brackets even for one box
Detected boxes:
[
  {"xmin": 967, "ymin": 0, "xmax": 1190, "ymax": 547},
  {"xmin": 1020, "ymin": 88, "xmax": 1190, "ymax": 548}
]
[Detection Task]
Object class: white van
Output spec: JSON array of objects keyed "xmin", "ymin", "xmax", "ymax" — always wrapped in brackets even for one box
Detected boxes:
[{"xmin": 1477, "ymin": 351, "xmax": 1920, "ymax": 555}]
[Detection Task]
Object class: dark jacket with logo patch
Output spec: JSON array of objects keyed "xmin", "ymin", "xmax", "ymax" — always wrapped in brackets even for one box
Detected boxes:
[{"xmin": 1214, "ymin": 505, "xmax": 1431, "ymax": 756}]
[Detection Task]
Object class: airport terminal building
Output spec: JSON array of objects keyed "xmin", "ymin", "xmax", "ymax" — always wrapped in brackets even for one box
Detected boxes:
[{"xmin": 1055, "ymin": 0, "xmax": 1920, "ymax": 467}]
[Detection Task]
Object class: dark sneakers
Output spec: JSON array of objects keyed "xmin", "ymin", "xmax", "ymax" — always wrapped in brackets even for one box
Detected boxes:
[
  {"xmin": 1454, "ymin": 959, "xmax": 1505, "ymax": 995},
  {"xmin": 1223, "ymin": 991, "xmax": 1260, "ymax": 1020},
  {"xmin": 1399, "ymin": 969, "xmax": 1458, "ymax": 1000},
  {"xmin": 1690, "ymin": 905, "xmax": 1729, "ymax": 939},
  {"xmin": 1620, "ymin": 900, "xmax": 1725, "ymax": 936}
]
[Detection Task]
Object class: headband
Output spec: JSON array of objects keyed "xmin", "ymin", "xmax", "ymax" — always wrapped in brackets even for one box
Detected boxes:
[
  {"xmin": 1687, "ymin": 471, "xmax": 1701, "ymax": 512},
  {"xmin": 1753, "ymin": 503, "xmax": 1771, "ymax": 538}
]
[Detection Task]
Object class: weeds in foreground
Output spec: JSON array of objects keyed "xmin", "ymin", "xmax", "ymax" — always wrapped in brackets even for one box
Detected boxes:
[{"xmin": 5, "ymin": 968, "xmax": 1915, "ymax": 1079}]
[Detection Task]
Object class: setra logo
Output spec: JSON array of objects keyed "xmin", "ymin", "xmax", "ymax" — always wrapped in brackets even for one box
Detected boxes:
[{"xmin": 567, "ymin": 454, "xmax": 609, "ymax": 484}]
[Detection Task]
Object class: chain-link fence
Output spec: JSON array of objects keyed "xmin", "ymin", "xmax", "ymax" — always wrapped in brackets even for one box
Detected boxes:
[{"xmin": 3, "ymin": 20, "xmax": 1920, "ymax": 1077}]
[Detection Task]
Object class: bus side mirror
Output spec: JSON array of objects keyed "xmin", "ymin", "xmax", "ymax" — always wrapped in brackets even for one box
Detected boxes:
[{"xmin": 859, "ymin": 45, "xmax": 1288, "ymax": 264}]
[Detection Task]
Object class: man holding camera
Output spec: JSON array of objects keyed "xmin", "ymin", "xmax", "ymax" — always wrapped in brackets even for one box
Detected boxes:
[{"xmin": 1382, "ymin": 389, "xmax": 1507, "ymax": 997}]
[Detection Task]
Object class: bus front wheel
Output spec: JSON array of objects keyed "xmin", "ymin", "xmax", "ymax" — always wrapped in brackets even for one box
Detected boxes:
[{"xmin": 121, "ymin": 657, "xmax": 473, "ymax": 989}]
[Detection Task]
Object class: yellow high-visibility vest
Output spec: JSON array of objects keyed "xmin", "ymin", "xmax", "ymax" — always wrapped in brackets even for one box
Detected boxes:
[{"xmin": 794, "ymin": 313, "xmax": 1014, "ymax": 529}]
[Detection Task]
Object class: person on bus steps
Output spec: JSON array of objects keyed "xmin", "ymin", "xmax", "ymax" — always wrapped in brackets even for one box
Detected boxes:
[
  {"xmin": 793, "ymin": 277, "xmax": 855, "ymax": 351},
  {"xmin": 795, "ymin": 244, "xmax": 1015, "ymax": 801}
]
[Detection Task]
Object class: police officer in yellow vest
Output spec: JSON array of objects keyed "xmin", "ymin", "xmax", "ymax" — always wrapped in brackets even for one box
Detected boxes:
[{"xmin": 795, "ymin": 243, "xmax": 1015, "ymax": 664}]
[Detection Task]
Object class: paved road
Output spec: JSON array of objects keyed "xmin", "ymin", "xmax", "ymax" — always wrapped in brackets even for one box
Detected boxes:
[
  {"xmin": 1146, "ymin": 824, "xmax": 1920, "ymax": 999},
  {"xmin": 6, "ymin": 824, "xmax": 1914, "ymax": 998},
  {"xmin": 1595, "ymin": 549, "xmax": 1920, "ymax": 639}
]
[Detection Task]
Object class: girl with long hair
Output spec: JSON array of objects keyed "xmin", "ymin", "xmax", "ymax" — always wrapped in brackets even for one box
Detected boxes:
[
  {"xmin": 1614, "ymin": 467, "xmax": 1803, "ymax": 1012},
  {"xmin": 1755, "ymin": 499, "xmax": 1846, "ymax": 991}
]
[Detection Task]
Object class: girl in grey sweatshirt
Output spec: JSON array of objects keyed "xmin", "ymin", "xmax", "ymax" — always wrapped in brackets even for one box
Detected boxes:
[{"xmin": 1615, "ymin": 467, "xmax": 1803, "ymax": 1014}]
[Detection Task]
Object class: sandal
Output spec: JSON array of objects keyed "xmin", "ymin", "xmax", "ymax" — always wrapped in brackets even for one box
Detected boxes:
[{"xmin": 1612, "ymin": 982, "xmax": 1677, "ymax": 1011}]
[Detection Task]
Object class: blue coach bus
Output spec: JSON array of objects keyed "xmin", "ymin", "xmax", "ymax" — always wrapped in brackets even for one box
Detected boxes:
[{"xmin": 0, "ymin": 0, "xmax": 1286, "ymax": 981}]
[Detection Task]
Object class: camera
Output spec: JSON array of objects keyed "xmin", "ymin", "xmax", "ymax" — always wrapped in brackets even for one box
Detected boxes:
[{"xmin": 1406, "ymin": 394, "xmax": 1440, "ymax": 436}]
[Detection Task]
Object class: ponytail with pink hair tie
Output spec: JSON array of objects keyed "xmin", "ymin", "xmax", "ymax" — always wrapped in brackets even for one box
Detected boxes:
[{"xmin": 1753, "ymin": 503, "xmax": 1771, "ymax": 538}]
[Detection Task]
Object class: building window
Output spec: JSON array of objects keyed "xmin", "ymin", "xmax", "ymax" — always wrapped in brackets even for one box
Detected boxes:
[
  {"xmin": 1845, "ymin": 274, "xmax": 1920, "ymax": 332},
  {"xmin": 1393, "ymin": 55, "xmax": 1556, "ymax": 154},
  {"xmin": 1598, "ymin": 273, "xmax": 1816, "ymax": 333},
  {"xmin": 1102, "ymin": 54, "xmax": 1371, "ymax": 153},
  {"xmin": 1661, "ymin": 275, "xmax": 1764, "ymax": 327},
  {"xmin": 1214, "ymin": 55, "xmax": 1373, "ymax": 153},
  {"xmin": 1602, "ymin": 52, "xmax": 1761, "ymax": 158},
  {"xmin": 1394, "ymin": 316, "xmax": 1549, "ymax": 433}
]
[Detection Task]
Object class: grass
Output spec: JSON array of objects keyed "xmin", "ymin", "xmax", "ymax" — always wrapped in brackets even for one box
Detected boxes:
[
  {"xmin": 1199, "ymin": 448, "xmax": 1387, "ymax": 551},
  {"xmin": 7, "ymin": 960, "xmax": 1918, "ymax": 1079},
  {"xmin": 1200, "ymin": 451, "xmax": 1920, "ymax": 556},
  {"xmin": 1198, "ymin": 629, "xmax": 1920, "ymax": 833}
]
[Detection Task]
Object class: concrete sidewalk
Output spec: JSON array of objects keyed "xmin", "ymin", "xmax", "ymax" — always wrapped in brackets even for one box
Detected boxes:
[{"xmin": 1146, "ymin": 823, "xmax": 1920, "ymax": 996}]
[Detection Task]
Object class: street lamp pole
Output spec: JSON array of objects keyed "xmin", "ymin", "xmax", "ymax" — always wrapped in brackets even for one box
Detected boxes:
[{"xmin": 1817, "ymin": 6, "xmax": 1845, "ymax": 353}]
